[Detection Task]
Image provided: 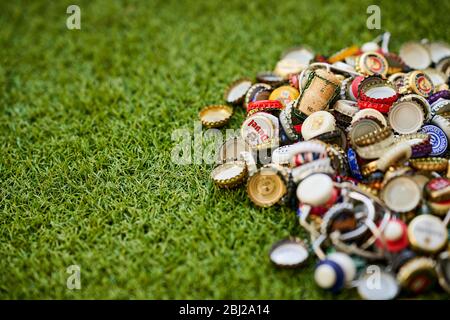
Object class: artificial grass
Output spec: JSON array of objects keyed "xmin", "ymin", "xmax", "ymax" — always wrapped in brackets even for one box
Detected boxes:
[{"xmin": 0, "ymin": 0, "xmax": 449, "ymax": 299}]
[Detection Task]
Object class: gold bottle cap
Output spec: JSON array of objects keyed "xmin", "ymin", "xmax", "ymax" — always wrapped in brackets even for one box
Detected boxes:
[
  {"xmin": 247, "ymin": 165, "xmax": 287, "ymax": 207},
  {"xmin": 355, "ymin": 51, "xmax": 389, "ymax": 76},
  {"xmin": 354, "ymin": 126, "xmax": 393, "ymax": 147},
  {"xmin": 400, "ymin": 71, "xmax": 435, "ymax": 98},
  {"xmin": 199, "ymin": 105, "xmax": 233, "ymax": 128},
  {"xmin": 397, "ymin": 257, "xmax": 436, "ymax": 294},
  {"xmin": 407, "ymin": 214, "xmax": 448, "ymax": 254},
  {"xmin": 377, "ymin": 142, "xmax": 412, "ymax": 171},
  {"xmin": 211, "ymin": 161, "xmax": 247, "ymax": 189},
  {"xmin": 410, "ymin": 157, "xmax": 448, "ymax": 172},
  {"xmin": 428, "ymin": 200, "xmax": 450, "ymax": 216}
]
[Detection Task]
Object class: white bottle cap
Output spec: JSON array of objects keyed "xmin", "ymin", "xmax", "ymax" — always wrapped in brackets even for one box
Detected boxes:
[
  {"xmin": 301, "ymin": 111, "xmax": 336, "ymax": 140},
  {"xmin": 314, "ymin": 264, "xmax": 336, "ymax": 289},
  {"xmin": 384, "ymin": 220, "xmax": 404, "ymax": 242},
  {"xmin": 296, "ymin": 173, "xmax": 333, "ymax": 206},
  {"xmin": 328, "ymin": 252, "xmax": 356, "ymax": 283}
]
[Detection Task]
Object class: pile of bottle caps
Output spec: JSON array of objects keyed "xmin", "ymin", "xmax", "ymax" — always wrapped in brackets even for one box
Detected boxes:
[{"xmin": 199, "ymin": 33, "xmax": 450, "ymax": 299}]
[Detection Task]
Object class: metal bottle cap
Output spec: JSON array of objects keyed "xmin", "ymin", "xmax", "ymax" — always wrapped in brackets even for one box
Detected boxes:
[
  {"xmin": 408, "ymin": 214, "xmax": 448, "ymax": 254},
  {"xmin": 199, "ymin": 105, "xmax": 233, "ymax": 128},
  {"xmin": 269, "ymin": 238, "xmax": 309, "ymax": 268}
]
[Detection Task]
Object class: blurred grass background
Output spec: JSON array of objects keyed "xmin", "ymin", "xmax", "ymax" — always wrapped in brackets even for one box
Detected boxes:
[{"xmin": 0, "ymin": 0, "xmax": 449, "ymax": 299}]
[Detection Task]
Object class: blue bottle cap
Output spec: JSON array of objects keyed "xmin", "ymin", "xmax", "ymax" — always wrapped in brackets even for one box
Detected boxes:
[
  {"xmin": 315, "ymin": 259, "xmax": 345, "ymax": 293},
  {"xmin": 420, "ymin": 124, "xmax": 448, "ymax": 156},
  {"xmin": 347, "ymin": 148, "xmax": 363, "ymax": 180}
]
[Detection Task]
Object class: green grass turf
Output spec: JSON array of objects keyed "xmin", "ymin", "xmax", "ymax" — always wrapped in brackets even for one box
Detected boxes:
[{"xmin": 1, "ymin": 0, "xmax": 449, "ymax": 299}]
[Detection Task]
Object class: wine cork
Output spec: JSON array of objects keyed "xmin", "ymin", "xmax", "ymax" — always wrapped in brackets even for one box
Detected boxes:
[{"xmin": 296, "ymin": 69, "xmax": 340, "ymax": 116}]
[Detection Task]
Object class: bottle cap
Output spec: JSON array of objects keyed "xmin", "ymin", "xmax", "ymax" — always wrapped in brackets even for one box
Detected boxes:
[
  {"xmin": 244, "ymin": 83, "xmax": 272, "ymax": 108},
  {"xmin": 388, "ymin": 72, "xmax": 406, "ymax": 91},
  {"xmin": 314, "ymin": 260, "xmax": 345, "ymax": 292},
  {"xmin": 361, "ymin": 42, "xmax": 380, "ymax": 52},
  {"xmin": 327, "ymin": 252, "xmax": 356, "ymax": 283},
  {"xmin": 381, "ymin": 176, "xmax": 421, "ymax": 212},
  {"xmin": 436, "ymin": 56, "xmax": 450, "ymax": 77},
  {"xmin": 391, "ymin": 249, "xmax": 417, "ymax": 273},
  {"xmin": 241, "ymin": 113, "xmax": 278, "ymax": 150},
  {"xmin": 347, "ymin": 148, "xmax": 363, "ymax": 180},
  {"xmin": 424, "ymin": 177, "xmax": 450, "ymax": 202},
  {"xmin": 358, "ymin": 76, "xmax": 398, "ymax": 106},
  {"xmin": 384, "ymin": 52, "xmax": 407, "ymax": 74},
  {"xmin": 420, "ymin": 124, "xmax": 448, "ymax": 156},
  {"xmin": 333, "ymin": 100, "xmax": 359, "ymax": 117},
  {"xmin": 376, "ymin": 142, "xmax": 412, "ymax": 171},
  {"xmin": 350, "ymin": 76, "xmax": 365, "ymax": 100},
  {"xmin": 425, "ymin": 41, "xmax": 450, "ymax": 64},
  {"xmin": 430, "ymin": 97, "xmax": 450, "ymax": 115},
  {"xmin": 423, "ymin": 68, "xmax": 447, "ymax": 88},
  {"xmin": 332, "ymin": 62, "xmax": 357, "ymax": 74},
  {"xmin": 355, "ymin": 134, "xmax": 395, "ymax": 159},
  {"xmin": 355, "ymin": 51, "xmax": 389, "ymax": 76},
  {"xmin": 274, "ymin": 58, "xmax": 306, "ymax": 78},
  {"xmin": 401, "ymin": 71, "xmax": 435, "ymax": 98},
  {"xmin": 395, "ymin": 132, "xmax": 432, "ymax": 158},
  {"xmin": 399, "ymin": 42, "xmax": 432, "ymax": 70},
  {"xmin": 349, "ymin": 118, "xmax": 383, "ymax": 147},
  {"xmin": 388, "ymin": 100, "xmax": 424, "ymax": 134},
  {"xmin": 397, "ymin": 257, "xmax": 436, "ymax": 294},
  {"xmin": 313, "ymin": 128, "xmax": 347, "ymax": 150},
  {"xmin": 280, "ymin": 46, "xmax": 314, "ymax": 67},
  {"xmin": 279, "ymin": 101, "xmax": 301, "ymax": 141},
  {"xmin": 256, "ymin": 72, "xmax": 286, "ymax": 87},
  {"xmin": 301, "ymin": 111, "xmax": 336, "ymax": 140},
  {"xmin": 328, "ymin": 45, "xmax": 360, "ymax": 63},
  {"xmin": 352, "ymin": 108, "xmax": 387, "ymax": 127},
  {"xmin": 271, "ymin": 145, "xmax": 295, "ymax": 165},
  {"xmin": 224, "ymin": 79, "xmax": 252, "ymax": 105},
  {"xmin": 354, "ymin": 126, "xmax": 392, "ymax": 147},
  {"xmin": 431, "ymin": 115, "xmax": 450, "ymax": 141},
  {"xmin": 437, "ymin": 251, "xmax": 450, "ymax": 293},
  {"xmin": 296, "ymin": 173, "xmax": 334, "ymax": 206},
  {"xmin": 357, "ymin": 269, "xmax": 399, "ymax": 300},
  {"xmin": 376, "ymin": 219, "xmax": 409, "ymax": 253},
  {"xmin": 199, "ymin": 105, "xmax": 233, "ymax": 128},
  {"xmin": 428, "ymin": 199, "xmax": 450, "ymax": 216},
  {"xmin": 268, "ymin": 85, "xmax": 300, "ymax": 107},
  {"xmin": 211, "ymin": 161, "xmax": 247, "ymax": 189},
  {"xmin": 247, "ymin": 165, "xmax": 287, "ymax": 207},
  {"xmin": 217, "ymin": 137, "xmax": 250, "ymax": 164},
  {"xmin": 408, "ymin": 214, "xmax": 448, "ymax": 254},
  {"xmin": 246, "ymin": 100, "xmax": 283, "ymax": 116},
  {"xmin": 269, "ymin": 238, "xmax": 309, "ymax": 268},
  {"xmin": 410, "ymin": 157, "xmax": 448, "ymax": 172}
]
